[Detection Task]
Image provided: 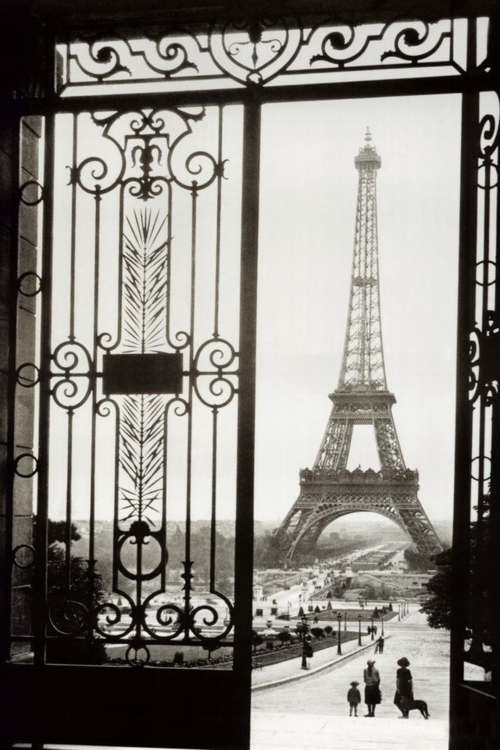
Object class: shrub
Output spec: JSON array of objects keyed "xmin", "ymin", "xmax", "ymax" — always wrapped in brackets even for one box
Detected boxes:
[
  {"xmin": 277, "ymin": 630, "xmax": 291, "ymax": 646},
  {"xmin": 252, "ymin": 631, "xmax": 263, "ymax": 652},
  {"xmin": 311, "ymin": 627, "xmax": 325, "ymax": 639}
]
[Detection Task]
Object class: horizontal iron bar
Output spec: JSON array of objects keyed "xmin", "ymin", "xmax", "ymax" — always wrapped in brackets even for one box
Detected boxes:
[{"xmin": 6, "ymin": 72, "xmax": 493, "ymax": 117}]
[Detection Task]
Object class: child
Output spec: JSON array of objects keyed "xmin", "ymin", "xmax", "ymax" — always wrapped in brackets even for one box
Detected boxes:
[{"xmin": 347, "ymin": 680, "xmax": 361, "ymax": 717}]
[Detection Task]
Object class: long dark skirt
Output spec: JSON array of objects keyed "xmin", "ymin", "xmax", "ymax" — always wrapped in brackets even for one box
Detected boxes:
[{"xmin": 365, "ymin": 684, "xmax": 381, "ymax": 705}]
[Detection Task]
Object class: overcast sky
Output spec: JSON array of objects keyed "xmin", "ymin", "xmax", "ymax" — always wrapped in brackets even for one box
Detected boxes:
[
  {"xmin": 255, "ymin": 93, "xmax": 461, "ymax": 527},
  {"xmin": 47, "ymin": 93, "xmax": 461, "ymax": 533}
]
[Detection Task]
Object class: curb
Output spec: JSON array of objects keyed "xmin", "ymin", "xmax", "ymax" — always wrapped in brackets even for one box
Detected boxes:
[{"xmin": 252, "ymin": 635, "xmax": 390, "ymax": 692}]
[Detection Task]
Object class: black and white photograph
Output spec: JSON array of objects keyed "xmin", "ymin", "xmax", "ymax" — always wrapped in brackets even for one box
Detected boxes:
[{"xmin": 0, "ymin": 2, "xmax": 498, "ymax": 750}]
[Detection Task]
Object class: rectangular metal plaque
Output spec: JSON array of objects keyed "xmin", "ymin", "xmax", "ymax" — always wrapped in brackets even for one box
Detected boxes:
[{"xmin": 102, "ymin": 352, "xmax": 183, "ymax": 395}]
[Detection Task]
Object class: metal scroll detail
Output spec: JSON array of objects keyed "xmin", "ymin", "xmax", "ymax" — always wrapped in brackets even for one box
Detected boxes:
[
  {"xmin": 58, "ymin": 17, "xmax": 462, "ymax": 94},
  {"xmin": 45, "ymin": 106, "xmax": 238, "ymax": 665},
  {"xmin": 469, "ymin": 110, "xmax": 499, "ymax": 407},
  {"xmin": 464, "ymin": 100, "xmax": 499, "ymax": 683}
]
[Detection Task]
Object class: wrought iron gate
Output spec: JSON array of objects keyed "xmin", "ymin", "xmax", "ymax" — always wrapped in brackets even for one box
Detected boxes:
[{"xmin": 1, "ymin": 7, "xmax": 499, "ymax": 750}]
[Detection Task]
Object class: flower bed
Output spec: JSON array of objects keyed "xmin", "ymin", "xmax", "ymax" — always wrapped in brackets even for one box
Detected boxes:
[{"xmin": 252, "ymin": 631, "xmax": 359, "ymax": 668}]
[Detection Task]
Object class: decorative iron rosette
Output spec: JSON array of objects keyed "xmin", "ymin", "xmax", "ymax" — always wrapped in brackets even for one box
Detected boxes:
[
  {"xmin": 193, "ymin": 337, "xmax": 238, "ymax": 409},
  {"xmin": 209, "ymin": 16, "xmax": 302, "ymax": 85},
  {"xmin": 469, "ymin": 312, "xmax": 500, "ymax": 406},
  {"xmin": 50, "ymin": 341, "xmax": 94, "ymax": 410}
]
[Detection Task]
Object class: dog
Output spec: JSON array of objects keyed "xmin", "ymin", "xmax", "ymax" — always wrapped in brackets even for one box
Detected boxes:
[{"xmin": 400, "ymin": 696, "xmax": 430, "ymax": 719}]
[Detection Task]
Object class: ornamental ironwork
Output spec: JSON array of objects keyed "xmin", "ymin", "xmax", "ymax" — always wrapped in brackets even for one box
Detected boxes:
[
  {"xmin": 16, "ymin": 103, "xmax": 242, "ymax": 666},
  {"xmin": 57, "ymin": 17, "xmax": 466, "ymax": 95}
]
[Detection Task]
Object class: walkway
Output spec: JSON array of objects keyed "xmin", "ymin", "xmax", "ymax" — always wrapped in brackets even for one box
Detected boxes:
[
  {"xmin": 15, "ymin": 613, "xmax": 449, "ymax": 750},
  {"xmin": 251, "ymin": 610, "xmax": 450, "ymax": 750}
]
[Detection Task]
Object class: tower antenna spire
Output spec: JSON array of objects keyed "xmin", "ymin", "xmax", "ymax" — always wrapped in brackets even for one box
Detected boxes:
[{"xmin": 275, "ymin": 133, "xmax": 442, "ymax": 564}]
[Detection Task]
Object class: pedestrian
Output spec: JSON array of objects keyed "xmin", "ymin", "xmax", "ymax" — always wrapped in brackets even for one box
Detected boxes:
[
  {"xmin": 393, "ymin": 656, "xmax": 413, "ymax": 718},
  {"xmin": 363, "ymin": 659, "xmax": 381, "ymax": 717},
  {"xmin": 375, "ymin": 636, "xmax": 384, "ymax": 654},
  {"xmin": 347, "ymin": 680, "xmax": 361, "ymax": 717},
  {"xmin": 304, "ymin": 634, "xmax": 314, "ymax": 669}
]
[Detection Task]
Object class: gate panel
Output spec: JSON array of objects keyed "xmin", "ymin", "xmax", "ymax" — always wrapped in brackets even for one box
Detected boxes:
[
  {"xmin": 6, "ymin": 102, "xmax": 253, "ymax": 749},
  {"xmin": 39, "ymin": 104, "xmax": 242, "ymax": 668}
]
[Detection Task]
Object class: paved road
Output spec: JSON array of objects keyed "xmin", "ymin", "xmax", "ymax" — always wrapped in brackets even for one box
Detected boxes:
[{"xmin": 252, "ymin": 610, "xmax": 450, "ymax": 721}]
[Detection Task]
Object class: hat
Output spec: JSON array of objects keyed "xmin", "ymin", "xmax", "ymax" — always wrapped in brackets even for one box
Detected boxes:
[
  {"xmin": 397, "ymin": 657, "xmax": 410, "ymax": 667},
  {"xmin": 367, "ymin": 659, "xmax": 375, "ymax": 665},
  {"xmin": 350, "ymin": 681, "xmax": 359, "ymax": 687}
]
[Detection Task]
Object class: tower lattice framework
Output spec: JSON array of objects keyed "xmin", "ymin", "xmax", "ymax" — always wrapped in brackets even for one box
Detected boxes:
[{"xmin": 276, "ymin": 130, "xmax": 443, "ymax": 563}]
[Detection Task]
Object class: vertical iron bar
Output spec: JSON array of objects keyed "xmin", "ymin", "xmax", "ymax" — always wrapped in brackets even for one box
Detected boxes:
[
  {"xmin": 232, "ymin": 93, "xmax": 261, "ymax": 748},
  {"xmin": 88, "ymin": 184, "xmax": 102, "ymax": 632},
  {"xmin": 69, "ymin": 114, "xmax": 77, "ymax": 342},
  {"xmin": 64, "ymin": 410, "xmax": 73, "ymax": 590},
  {"xmin": 213, "ymin": 105, "xmax": 224, "ymax": 339},
  {"xmin": 449, "ymin": 17, "xmax": 479, "ymax": 749},
  {"xmin": 184, "ymin": 184, "xmax": 198, "ymax": 624},
  {"xmin": 471, "ymin": 115, "xmax": 491, "ymax": 654},
  {"xmin": 2, "ymin": 113, "xmax": 21, "ymax": 663},
  {"xmin": 210, "ymin": 106, "xmax": 224, "ymax": 592},
  {"xmin": 113, "ymin": 187, "xmax": 125, "ymax": 597},
  {"xmin": 33, "ymin": 112, "xmax": 56, "ymax": 666},
  {"xmin": 63, "ymin": 115, "xmax": 79, "ymax": 590},
  {"xmin": 210, "ymin": 408, "xmax": 217, "ymax": 591},
  {"xmin": 491, "ymin": 84, "xmax": 500, "ymax": 700}
]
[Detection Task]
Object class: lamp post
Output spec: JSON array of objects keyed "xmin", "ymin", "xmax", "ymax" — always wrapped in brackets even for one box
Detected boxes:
[
  {"xmin": 300, "ymin": 614, "xmax": 309, "ymax": 670},
  {"xmin": 370, "ymin": 616, "xmax": 375, "ymax": 640},
  {"xmin": 344, "ymin": 612, "xmax": 347, "ymax": 631},
  {"xmin": 337, "ymin": 613, "xmax": 343, "ymax": 655},
  {"xmin": 358, "ymin": 614, "xmax": 362, "ymax": 646}
]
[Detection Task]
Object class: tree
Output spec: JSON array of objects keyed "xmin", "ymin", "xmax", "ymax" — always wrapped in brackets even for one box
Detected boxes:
[
  {"xmin": 46, "ymin": 520, "xmax": 106, "ymax": 665},
  {"xmin": 419, "ymin": 548, "xmax": 452, "ymax": 630},
  {"xmin": 310, "ymin": 627, "xmax": 325, "ymax": 639},
  {"xmin": 420, "ymin": 496, "xmax": 494, "ymax": 670},
  {"xmin": 276, "ymin": 630, "xmax": 291, "ymax": 646},
  {"xmin": 48, "ymin": 520, "xmax": 81, "ymax": 546},
  {"xmin": 254, "ymin": 531, "xmax": 282, "ymax": 568},
  {"xmin": 404, "ymin": 548, "xmax": 432, "ymax": 572},
  {"xmin": 252, "ymin": 631, "xmax": 263, "ymax": 653}
]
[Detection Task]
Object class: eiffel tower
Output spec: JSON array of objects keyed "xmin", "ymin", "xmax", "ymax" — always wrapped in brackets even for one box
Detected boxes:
[{"xmin": 276, "ymin": 130, "xmax": 443, "ymax": 563}]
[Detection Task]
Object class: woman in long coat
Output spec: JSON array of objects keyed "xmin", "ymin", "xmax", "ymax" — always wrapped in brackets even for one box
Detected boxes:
[
  {"xmin": 363, "ymin": 659, "xmax": 381, "ymax": 717},
  {"xmin": 394, "ymin": 657, "xmax": 413, "ymax": 717}
]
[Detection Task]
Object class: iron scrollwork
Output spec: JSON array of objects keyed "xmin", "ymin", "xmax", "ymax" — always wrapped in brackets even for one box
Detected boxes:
[
  {"xmin": 45, "ymin": 102, "xmax": 237, "ymax": 665},
  {"xmin": 469, "ymin": 110, "xmax": 499, "ymax": 407},
  {"xmin": 470, "ymin": 313, "xmax": 500, "ymax": 406},
  {"xmin": 193, "ymin": 338, "xmax": 238, "ymax": 408},
  {"xmin": 59, "ymin": 16, "xmax": 461, "ymax": 94}
]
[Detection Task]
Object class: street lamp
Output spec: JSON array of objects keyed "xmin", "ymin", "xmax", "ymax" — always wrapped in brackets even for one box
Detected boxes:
[
  {"xmin": 358, "ymin": 614, "xmax": 362, "ymax": 646},
  {"xmin": 300, "ymin": 614, "xmax": 309, "ymax": 670},
  {"xmin": 370, "ymin": 616, "xmax": 375, "ymax": 641},
  {"xmin": 344, "ymin": 612, "xmax": 347, "ymax": 631},
  {"xmin": 336, "ymin": 613, "xmax": 343, "ymax": 655}
]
